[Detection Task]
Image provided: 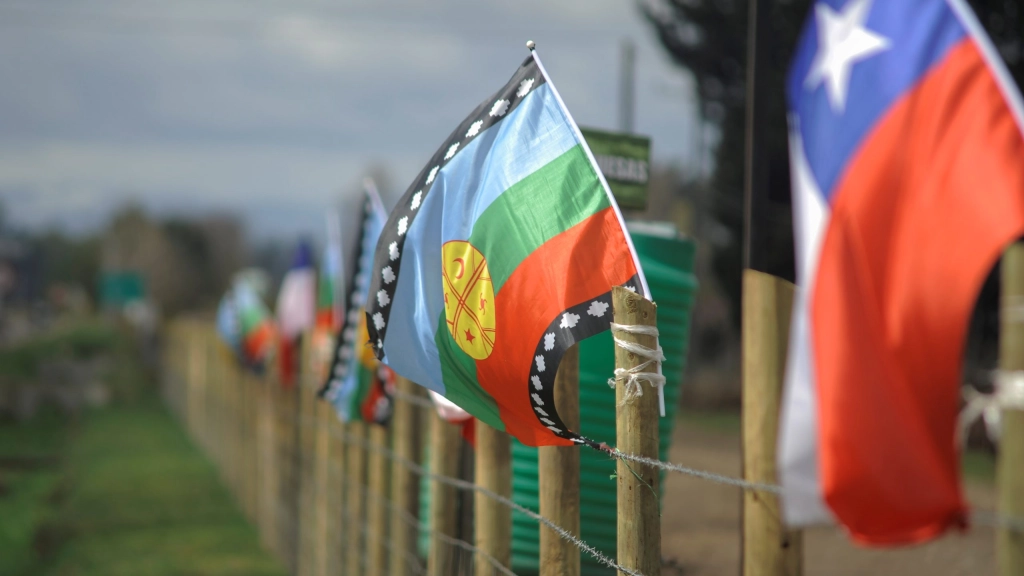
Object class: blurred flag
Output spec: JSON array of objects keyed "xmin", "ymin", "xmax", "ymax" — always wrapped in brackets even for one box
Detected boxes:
[
  {"xmin": 234, "ymin": 279, "xmax": 276, "ymax": 368},
  {"xmin": 363, "ymin": 50, "xmax": 648, "ymax": 448},
  {"xmin": 430, "ymin": 391, "xmax": 476, "ymax": 447},
  {"xmin": 317, "ymin": 212, "xmax": 345, "ymax": 332},
  {"xmin": 216, "ymin": 290, "xmax": 241, "ymax": 356},
  {"xmin": 311, "ymin": 212, "xmax": 345, "ymax": 382},
  {"xmin": 276, "ymin": 242, "xmax": 316, "ymax": 387},
  {"xmin": 318, "ymin": 181, "xmax": 393, "ymax": 423},
  {"xmin": 779, "ymin": 0, "xmax": 1024, "ymax": 544}
]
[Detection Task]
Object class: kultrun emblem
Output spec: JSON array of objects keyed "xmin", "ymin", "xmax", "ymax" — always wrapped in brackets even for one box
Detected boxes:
[{"xmin": 442, "ymin": 241, "xmax": 496, "ymax": 359}]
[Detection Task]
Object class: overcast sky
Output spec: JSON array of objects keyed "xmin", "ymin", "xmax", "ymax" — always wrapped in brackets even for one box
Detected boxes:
[{"xmin": 0, "ymin": 0, "xmax": 702, "ymax": 242}]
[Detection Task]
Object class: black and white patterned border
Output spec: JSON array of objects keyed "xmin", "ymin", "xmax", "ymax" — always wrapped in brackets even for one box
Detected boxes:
[
  {"xmin": 365, "ymin": 54, "xmax": 547, "ymax": 359},
  {"xmin": 528, "ymin": 274, "xmax": 644, "ymax": 449},
  {"xmin": 318, "ymin": 195, "xmax": 375, "ymax": 401}
]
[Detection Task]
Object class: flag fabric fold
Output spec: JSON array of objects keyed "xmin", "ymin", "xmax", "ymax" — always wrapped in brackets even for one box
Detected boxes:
[
  {"xmin": 319, "ymin": 182, "xmax": 394, "ymax": 424},
  {"xmin": 363, "ymin": 51, "xmax": 648, "ymax": 448},
  {"xmin": 779, "ymin": 0, "xmax": 1024, "ymax": 544}
]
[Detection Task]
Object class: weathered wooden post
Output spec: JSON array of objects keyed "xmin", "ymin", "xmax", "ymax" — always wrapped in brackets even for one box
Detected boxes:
[
  {"xmin": 366, "ymin": 424, "xmax": 392, "ymax": 576},
  {"xmin": 391, "ymin": 377, "xmax": 424, "ymax": 576},
  {"xmin": 427, "ymin": 411, "xmax": 462, "ymax": 576},
  {"xmin": 612, "ymin": 286, "xmax": 661, "ymax": 576},
  {"xmin": 539, "ymin": 344, "xmax": 580, "ymax": 576},
  {"xmin": 742, "ymin": 270, "xmax": 803, "ymax": 576},
  {"xmin": 326, "ymin": 408, "xmax": 348, "ymax": 575},
  {"xmin": 998, "ymin": 243, "xmax": 1024, "ymax": 575},
  {"xmin": 346, "ymin": 420, "xmax": 369, "ymax": 576},
  {"xmin": 475, "ymin": 420, "xmax": 512, "ymax": 576}
]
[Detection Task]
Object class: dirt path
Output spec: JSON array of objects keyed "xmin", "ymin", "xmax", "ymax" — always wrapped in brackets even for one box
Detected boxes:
[{"xmin": 661, "ymin": 420, "xmax": 996, "ymax": 575}]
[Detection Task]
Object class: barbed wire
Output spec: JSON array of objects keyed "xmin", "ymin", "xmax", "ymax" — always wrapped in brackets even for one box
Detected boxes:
[
  {"xmin": 301, "ymin": 416, "xmax": 520, "ymax": 576},
  {"xmin": 391, "ymin": 385, "xmax": 782, "ymax": 494},
  {"xmin": 605, "ymin": 448, "xmax": 783, "ymax": 493},
  {"xmin": 169, "ymin": 333, "xmax": 1024, "ymax": 576},
  {"xmin": 302, "ymin": 416, "xmax": 648, "ymax": 576},
  {"xmin": 386, "ymin": 388, "xmax": 1024, "ymax": 533}
]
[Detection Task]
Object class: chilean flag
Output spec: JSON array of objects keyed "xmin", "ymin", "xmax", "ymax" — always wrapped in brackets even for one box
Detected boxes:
[{"xmin": 779, "ymin": 0, "xmax": 1024, "ymax": 544}]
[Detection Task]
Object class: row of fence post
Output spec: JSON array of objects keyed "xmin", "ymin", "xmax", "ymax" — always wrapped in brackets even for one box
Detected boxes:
[
  {"xmin": 160, "ymin": 283, "xmax": 1024, "ymax": 576},
  {"xmin": 160, "ymin": 287, "xmax": 664, "ymax": 576}
]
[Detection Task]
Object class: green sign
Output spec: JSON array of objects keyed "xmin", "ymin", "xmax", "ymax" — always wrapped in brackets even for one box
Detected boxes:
[
  {"xmin": 580, "ymin": 127, "xmax": 651, "ymax": 210},
  {"xmin": 99, "ymin": 271, "xmax": 145, "ymax": 308}
]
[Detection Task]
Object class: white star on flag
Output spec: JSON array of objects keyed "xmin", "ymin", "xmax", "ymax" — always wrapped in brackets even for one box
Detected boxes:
[
  {"xmin": 382, "ymin": 266, "xmax": 396, "ymax": 284},
  {"xmin": 377, "ymin": 289, "xmax": 390, "ymax": 307},
  {"xmin": 389, "ymin": 242, "xmax": 399, "ymax": 261},
  {"xmin": 535, "ymin": 355, "xmax": 546, "ymax": 372},
  {"xmin": 372, "ymin": 312, "xmax": 385, "ymax": 331},
  {"xmin": 410, "ymin": 191, "xmax": 422, "ymax": 210},
  {"xmin": 531, "ymin": 375, "xmax": 542, "ymax": 390},
  {"xmin": 397, "ymin": 216, "xmax": 408, "ymax": 236},
  {"xmin": 466, "ymin": 120, "xmax": 483, "ymax": 138},
  {"xmin": 805, "ymin": 0, "xmax": 889, "ymax": 112}
]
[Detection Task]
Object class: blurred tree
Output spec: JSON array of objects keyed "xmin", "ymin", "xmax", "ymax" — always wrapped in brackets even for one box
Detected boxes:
[
  {"xmin": 101, "ymin": 205, "xmax": 244, "ymax": 315},
  {"xmin": 33, "ymin": 232, "xmax": 101, "ymax": 300}
]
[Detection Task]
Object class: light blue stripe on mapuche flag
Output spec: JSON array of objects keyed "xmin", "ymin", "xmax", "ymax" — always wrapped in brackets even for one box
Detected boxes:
[{"xmin": 379, "ymin": 82, "xmax": 578, "ymax": 396}]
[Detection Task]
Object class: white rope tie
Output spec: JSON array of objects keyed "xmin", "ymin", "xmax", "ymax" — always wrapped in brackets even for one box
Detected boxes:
[
  {"xmin": 607, "ymin": 322, "xmax": 666, "ymax": 417},
  {"xmin": 959, "ymin": 370, "xmax": 1024, "ymax": 444}
]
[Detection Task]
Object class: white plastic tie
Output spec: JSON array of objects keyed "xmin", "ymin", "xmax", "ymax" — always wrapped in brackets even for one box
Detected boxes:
[
  {"xmin": 607, "ymin": 322, "xmax": 666, "ymax": 417},
  {"xmin": 959, "ymin": 370, "xmax": 1024, "ymax": 444}
]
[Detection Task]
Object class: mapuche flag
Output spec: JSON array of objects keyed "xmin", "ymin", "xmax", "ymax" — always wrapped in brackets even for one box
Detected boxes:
[
  {"xmin": 779, "ymin": 0, "xmax": 1024, "ymax": 544},
  {"xmin": 364, "ymin": 51, "xmax": 648, "ymax": 448},
  {"xmin": 319, "ymin": 183, "xmax": 394, "ymax": 423}
]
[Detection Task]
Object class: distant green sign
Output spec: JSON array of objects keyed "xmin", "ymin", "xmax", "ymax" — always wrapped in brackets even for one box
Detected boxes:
[
  {"xmin": 580, "ymin": 127, "xmax": 651, "ymax": 210},
  {"xmin": 99, "ymin": 271, "xmax": 145, "ymax": 308}
]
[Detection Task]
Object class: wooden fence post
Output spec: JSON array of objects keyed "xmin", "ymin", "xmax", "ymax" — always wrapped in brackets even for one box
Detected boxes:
[
  {"xmin": 391, "ymin": 377, "xmax": 424, "ymax": 576},
  {"xmin": 612, "ymin": 286, "xmax": 661, "ymax": 576},
  {"xmin": 326, "ymin": 414, "xmax": 347, "ymax": 575},
  {"xmin": 999, "ymin": 243, "xmax": 1024, "ymax": 575},
  {"xmin": 367, "ymin": 424, "xmax": 392, "ymax": 576},
  {"xmin": 539, "ymin": 344, "xmax": 580, "ymax": 576},
  {"xmin": 475, "ymin": 420, "xmax": 511, "ymax": 576},
  {"xmin": 259, "ymin": 370, "xmax": 279, "ymax": 553},
  {"xmin": 296, "ymin": 338, "xmax": 317, "ymax": 576},
  {"xmin": 741, "ymin": 269, "xmax": 802, "ymax": 576},
  {"xmin": 313, "ymin": 399, "xmax": 332, "ymax": 576},
  {"xmin": 346, "ymin": 421, "xmax": 369, "ymax": 576},
  {"xmin": 428, "ymin": 411, "xmax": 462, "ymax": 576}
]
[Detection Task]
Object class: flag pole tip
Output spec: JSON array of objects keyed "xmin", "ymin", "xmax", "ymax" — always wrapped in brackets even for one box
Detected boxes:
[{"xmin": 526, "ymin": 40, "xmax": 536, "ymax": 51}]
